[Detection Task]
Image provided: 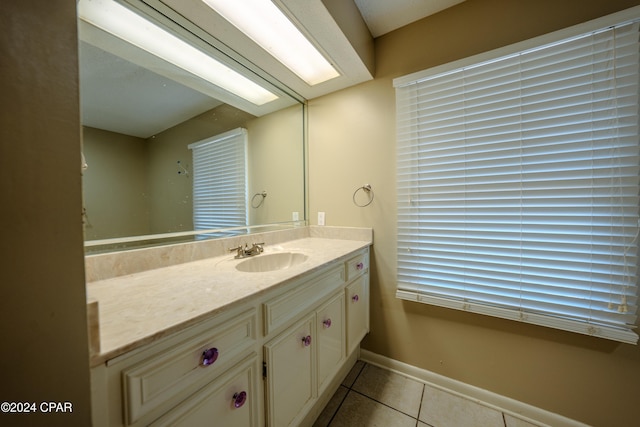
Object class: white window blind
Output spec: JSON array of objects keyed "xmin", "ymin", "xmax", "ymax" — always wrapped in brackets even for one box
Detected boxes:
[
  {"xmin": 189, "ymin": 128, "xmax": 248, "ymax": 233},
  {"xmin": 395, "ymin": 18, "xmax": 640, "ymax": 343}
]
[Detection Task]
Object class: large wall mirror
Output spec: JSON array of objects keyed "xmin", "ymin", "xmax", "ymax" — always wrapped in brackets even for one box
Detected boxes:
[{"xmin": 78, "ymin": 0, "xmax": 306, "ymax": 253}]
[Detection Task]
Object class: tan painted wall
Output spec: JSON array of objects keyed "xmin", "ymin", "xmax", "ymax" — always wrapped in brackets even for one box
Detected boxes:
[
  {"xmin": 146, "ymin": 103, "xmax": 255, "ymax": 234},
  {"xmin": 82, "ymin": 127, "xmax": 150, "ymax": 240},
  {"xmin": 308, "ymin": 1, "xmax": 640, "ymax": 426},
  {"xmin": 82, "ymin": 102, "xmax": 304, "ymax": 238},
  {"xmin": 246, "ymin": 104, "xmax": 305, "ymax": 225},
  {"xmin": 147, "ymin": 102, "xmax": 305, "ymax": 232},
  {"xmin": 0, "ymin": 1, "xmax": 92, "ymax": 425}
]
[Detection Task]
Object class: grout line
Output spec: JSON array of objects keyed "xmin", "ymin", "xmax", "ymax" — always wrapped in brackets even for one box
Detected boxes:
[
  {"xmin": 416, "ymin": 382, "xmax": 426, "ymax": 427},
  {"xmin": 328, "ymin": 361, "xmax": 433, "ymax": 426},
  {"xmin": 334, "ymin": 360, "xmax": 532, "ymax": 427},
  {"xmin": 351, "ymin": 362, "xmax": 424, "ymax": 421},
  {"xmin": 325, "ymin": 361, "xmax": 367, "ymax": 426},
  {"xmin": 349, "ymin": 360, "xmax": 366, "ymax": 387},
  {"xmin": 325, "ymin": 386, "xmax": 349, "ymax": 427}
]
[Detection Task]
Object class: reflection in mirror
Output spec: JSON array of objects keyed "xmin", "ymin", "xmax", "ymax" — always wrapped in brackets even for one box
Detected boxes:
[{"xmin": 78, "ymin": 2, "xmax": 306, "ymax": 253}]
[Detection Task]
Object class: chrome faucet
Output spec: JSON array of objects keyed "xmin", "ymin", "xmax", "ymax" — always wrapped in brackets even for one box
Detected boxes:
[
  {"xmin": 229, "ymin": 242, "xmax": 265, "ymax": 259},
  {"xmin": 247, "ymin": 242, "xmax": 264, "ymax": 256}
]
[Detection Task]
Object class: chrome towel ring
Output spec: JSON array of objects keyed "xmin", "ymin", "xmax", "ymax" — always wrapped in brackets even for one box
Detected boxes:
[
  {"xmin": 353, "ymin": 184, "xmax": 374, "ymax": 207},
  {"xmin": 251, "ymin": 191, "xmax": 267, "ymax": 208}
]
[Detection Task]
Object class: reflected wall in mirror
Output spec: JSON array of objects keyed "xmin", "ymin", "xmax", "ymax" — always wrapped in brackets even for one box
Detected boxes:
[
  {"xmin": 81, "ymin": 101, "xmax": 304, "ymax": 240},
  {"xmin": 78, "ymin": 1, "xmax": 306, "ymax": 252}
]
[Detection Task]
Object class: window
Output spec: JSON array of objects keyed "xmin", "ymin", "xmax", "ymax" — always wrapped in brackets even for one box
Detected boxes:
[
  {"xmin": 189, "ymin": 128, "xmax": 248, "ymax": 235},
  {"xmin": 395, "ymin": 12, "xmax": 640, "ymax": 343}
]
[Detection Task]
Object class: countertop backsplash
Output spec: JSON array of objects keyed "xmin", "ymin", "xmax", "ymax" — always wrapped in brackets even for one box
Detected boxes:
[{"xmin": 85, "ymin": 226, "xmax": 372, "ymax": 282}]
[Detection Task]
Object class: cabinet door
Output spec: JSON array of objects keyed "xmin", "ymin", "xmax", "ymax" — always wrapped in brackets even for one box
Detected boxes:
[
  {"xmin": 150, "ymin": 353, "xmax": 260, "ymax": 427},
  {"xmin": 346, "ymin": 275, "xmax": 369, "ymax": 355},
  {"xmin": 264, "ymin": 313, "xmax": 316, "ymax": 427},
  {"xmin": 316, "ymin": 293, "xmax": 345, "ymax": 393}
]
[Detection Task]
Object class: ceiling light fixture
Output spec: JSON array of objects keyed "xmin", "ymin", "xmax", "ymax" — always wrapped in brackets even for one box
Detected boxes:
[
  {"xmin": 202, "ymin": 0, "xmax": 340, "ymax": 86},
  {"xmin": 77, "ymin": 0, "xmax": 278, "ymax": 106}
]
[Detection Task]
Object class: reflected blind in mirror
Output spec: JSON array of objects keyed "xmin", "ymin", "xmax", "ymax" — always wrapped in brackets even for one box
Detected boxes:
[
  {"xmin": 189, "ymin": 128, "xmax": 248, "ymax": 232},
  {"xmin": 395, "ymin": 17, "xmax": 640, "ymax": 343}
]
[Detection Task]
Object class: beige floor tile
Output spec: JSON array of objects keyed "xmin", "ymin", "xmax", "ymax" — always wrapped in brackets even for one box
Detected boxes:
[
  {"xmin": 313, "ymin": 386, "xmax": 349, "ymax": 427},
  {"xmin": 504, "ymin": 413, "xmax": 541, "ymax": 427},
  {"xmin": 419, "ymin": 384, "xmax": 504, "ymax": 427},
  {"xmin": 352, "ymin": 364, "xmax": 424, "ymax": 418},
  {"xmin": 330, "ymin": 391, "xmax": 417, "ymax": 427},
  {"xmin": 342, "ymin": 360, "xmax": 366, "ymax": 387}
]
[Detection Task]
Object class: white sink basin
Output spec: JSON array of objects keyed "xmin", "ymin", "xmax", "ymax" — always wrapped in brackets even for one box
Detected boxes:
[{"xmin": 235, "ymin": 252, "xmax": 308, "ymax": 273}]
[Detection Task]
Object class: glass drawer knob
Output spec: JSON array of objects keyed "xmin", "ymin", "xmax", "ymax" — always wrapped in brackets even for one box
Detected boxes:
[
  {"xmin": 356, "ymin": 262, "xmax": 364, "ymax": 270},
  {"xmin": 323, "ymin": 318, "xmax": 332, "ymax": 329},
  {"xmin": 352, "ymin": 294, "xmax": 359, "ymax": 303},
  {"xmin": 302, "ymin": 335, "xmax": 312, "ymax": 347},
  {"xmin": 201, "ymin": 348, "xmax": 219, "ymax": 366},
  {"xmin": 233, "ymin": 391, "xmax": 247, "ymax": 408}
]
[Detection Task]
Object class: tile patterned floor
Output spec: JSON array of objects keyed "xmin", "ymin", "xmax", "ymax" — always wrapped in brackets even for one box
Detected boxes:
[{"xmin": 314, "ymin": 361, "xmax": 542, "ymax": 427}]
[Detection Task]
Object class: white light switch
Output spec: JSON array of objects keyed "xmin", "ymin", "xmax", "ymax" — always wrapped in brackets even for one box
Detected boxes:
[
  {"xmin": 292, "ymin": 211, "xmax": 299, "ymax": 221},
  {"xmin": 318, "ymin": 211, "xmax": 325, "ymax": 226}
]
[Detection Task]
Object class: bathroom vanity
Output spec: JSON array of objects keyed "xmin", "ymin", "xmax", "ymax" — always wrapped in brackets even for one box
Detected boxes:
[{"xmin": 88, "ymin": 227, "xmax": 371, "ymax": 427}]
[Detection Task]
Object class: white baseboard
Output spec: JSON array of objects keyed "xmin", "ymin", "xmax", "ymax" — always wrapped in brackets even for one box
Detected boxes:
[{"xmin": 360, "ymin": 349, "xmax": 590, "ymax": 427}]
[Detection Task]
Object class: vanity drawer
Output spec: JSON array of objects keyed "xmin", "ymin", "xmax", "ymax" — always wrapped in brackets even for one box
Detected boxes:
[
  {"xmin": 149, "ymin": 353, "xmax": 260, "ymax": 427},
  {"xmin": 122, "ymin": 309, "xmax": 257, "ymax": 426},
  {"xmin": 346, "ymin": 250, "xmax": 368, "ymax": 282},
  {"xmin": 263, "ymin": 264, "xmax": 345, "ymax": 336}
]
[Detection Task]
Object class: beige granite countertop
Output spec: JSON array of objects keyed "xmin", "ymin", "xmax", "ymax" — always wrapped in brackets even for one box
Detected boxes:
[{"xmin": 87, "ymin": 235, "xmax": 371, "ymax": 366}]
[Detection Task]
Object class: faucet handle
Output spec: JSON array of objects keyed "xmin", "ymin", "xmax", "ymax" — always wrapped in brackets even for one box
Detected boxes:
[
  {"xmin": 229, "ymin": 245, "xmax": 243, "ymax": 258},
  {"xmin": 252, "ymin": 242, "xmax": 265, "ymax": 253}
]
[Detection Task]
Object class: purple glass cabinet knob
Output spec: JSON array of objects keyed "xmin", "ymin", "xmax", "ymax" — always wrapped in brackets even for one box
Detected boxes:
[
  {"xmin": 201, "ymin": 347, "xmax": 219, "ymax": 366},
  {"xmin": 302, "ymin": 335, "xmax": 312, "ymax": 347},
  {"xmin": 356, "ymin": 262, "xmax": 364, "ymax": 270},
  {"xmin": 323, "ymin": 318, "xmax": 332, "ymax": 329},
  {"xmin": 352, "ymin": 294, "xmax": 359, "ymax": 303},
  {"xmin": 233, "ymin": 391, "xmax": 247, "ymax": 408}
]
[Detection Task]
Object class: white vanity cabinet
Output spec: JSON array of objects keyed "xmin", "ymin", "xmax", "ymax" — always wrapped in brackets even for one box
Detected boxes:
[
  {"xmin": 263, "ymin": 290, "xmax": 347, "ymax": 427},
  {"xmin": 91, "ymin": 245, "xmax": 370, "ymax": 427},
  {"xmin": 264, "ymin": 313, "xmax": 317, "ymax": 427},
  {"xmin": 93, "ymin": 306, "xmax": 261, "ymax": 427},
  {"xmin": 263, "ymin": 249, "xmax": 368, "ymax": 427},
  {"xmin": 262, "ymin": 263, "xmax": 345, "ymax": 427}
]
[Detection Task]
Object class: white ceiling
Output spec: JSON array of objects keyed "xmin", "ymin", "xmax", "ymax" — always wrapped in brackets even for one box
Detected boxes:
[
  {"xmin": 79, "ymin": 0, "xmax": 465, "ymax": 138},
  {"xmin": 355, "ymin": 0, "xmax": 466, "ymax": 37},
  {"xmin": 79, "ymin": 41, "xmax": 224, "ymax": 138}
]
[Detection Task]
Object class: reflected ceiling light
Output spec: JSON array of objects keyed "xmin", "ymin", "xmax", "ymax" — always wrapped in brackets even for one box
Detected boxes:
[
  {"xmin": 202, "ymin": 0, "xmax": 340, "ymax": 86},
  {"xmin": 77, "ymin": 0, "xmax": 278, "ymax": 106}
]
